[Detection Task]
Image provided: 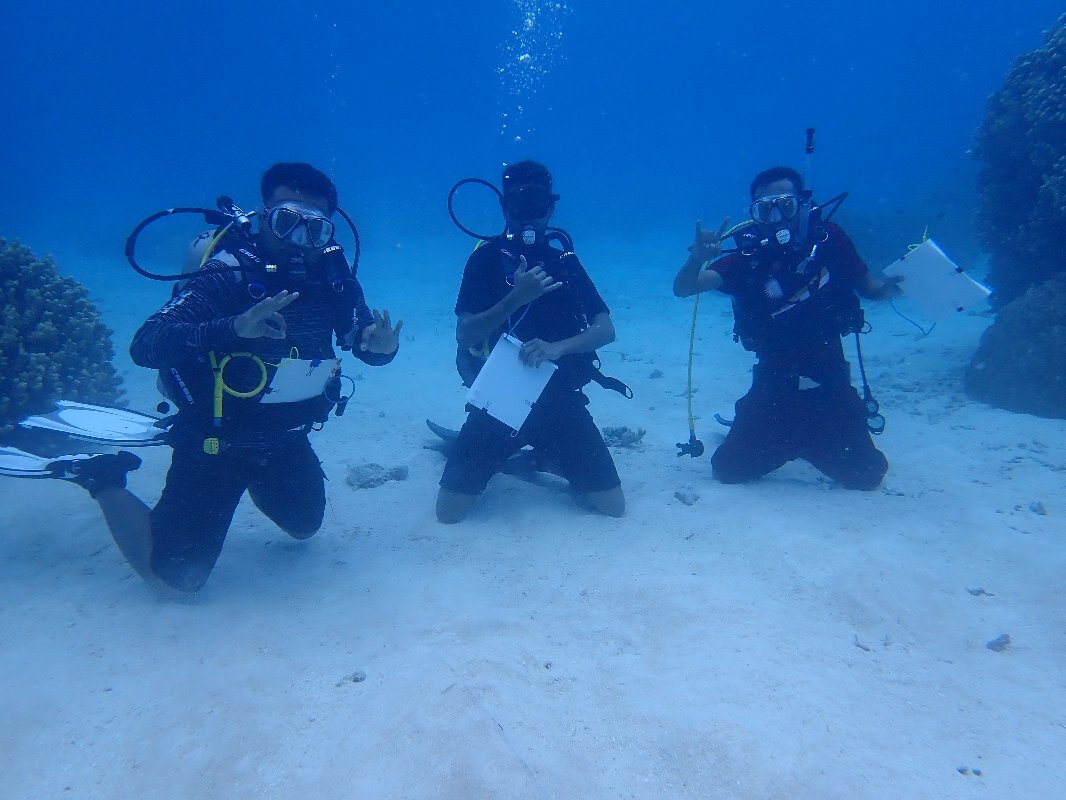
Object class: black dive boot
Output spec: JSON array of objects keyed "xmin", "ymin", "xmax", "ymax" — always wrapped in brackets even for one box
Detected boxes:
[{"xmin": 49, "ymin": 451, "xmax": 143, "ymax": 498}]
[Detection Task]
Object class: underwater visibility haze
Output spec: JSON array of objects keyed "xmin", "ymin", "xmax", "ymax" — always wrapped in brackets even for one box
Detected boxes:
[{"xmin": 3, "ymin": 0, "xmax": 1064, "ymax": 259}]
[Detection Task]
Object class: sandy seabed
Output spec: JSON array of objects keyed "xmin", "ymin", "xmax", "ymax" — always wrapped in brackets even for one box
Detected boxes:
[{"xmin": 1, "ymin": 240, "xmax": 1063, "ymax": 799}]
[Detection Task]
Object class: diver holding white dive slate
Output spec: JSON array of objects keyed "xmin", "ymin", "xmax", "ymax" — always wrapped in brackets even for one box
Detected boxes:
[{"xmin": 435, "ymin": 160, "xmax": 630, "ymax": 523}]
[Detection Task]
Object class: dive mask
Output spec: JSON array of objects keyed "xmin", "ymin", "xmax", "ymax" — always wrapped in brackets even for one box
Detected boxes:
[
  {"xmin": 503, "ymin": 184, "xmax": 559, "ymax": 221},
  {"xmin": 267, "ymin": 204, "xmax": 335, "ymax": 249},
  {"xmin": 750, "ymin": 194, "xmax": 801, "ymax": 225}
]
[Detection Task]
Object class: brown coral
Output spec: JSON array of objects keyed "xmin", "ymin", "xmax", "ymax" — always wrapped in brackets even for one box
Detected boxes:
[
  {"xmin": 974, "ymin": 14, "xmax": 1066, "ymax": 307},
  {"xmin": 965, "ymin": 273, "xmax": 1066, "ymax": 418},
  {"xmin": 1, "ymin": 238, "xmax": 123, "ymax": 431}
]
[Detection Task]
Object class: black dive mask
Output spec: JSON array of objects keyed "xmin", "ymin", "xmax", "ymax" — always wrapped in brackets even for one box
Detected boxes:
[{"xmin": 502, "ymin": 184, "xmax": 559, "ymax": 220}]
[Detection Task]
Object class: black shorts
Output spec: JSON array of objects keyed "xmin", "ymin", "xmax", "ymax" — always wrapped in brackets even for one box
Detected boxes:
[
  {"xmin": 149, "ymin": 435, "xmax": 325, "ymax": 591},
  {"xmin": 439, "ymin": 390, "xmax": 620, "ymax": 496}
]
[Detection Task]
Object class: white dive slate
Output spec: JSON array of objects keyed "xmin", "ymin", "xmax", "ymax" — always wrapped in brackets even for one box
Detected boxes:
[
  {"xmin": 466, "ymin": 334, "xmax": 556, "ymax": 431},
  {"xmin": 883, "ymin": 239, "xmax": 991, "ymax": 322}
]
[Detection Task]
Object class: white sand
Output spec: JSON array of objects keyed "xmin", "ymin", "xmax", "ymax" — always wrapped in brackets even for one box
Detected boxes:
[{"xmin": 1, "ymin": 240, "xmax": 1063, "ymax": 799}]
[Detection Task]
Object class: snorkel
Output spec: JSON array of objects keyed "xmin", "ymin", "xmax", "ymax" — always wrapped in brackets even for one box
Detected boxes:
[
  {"xmin": 794, "ymin": 129, "xmax": 847, "ymax": 250},
  {"xmin": 800, "ymin": 128, "xmax": 882, "ymax": 434},
  {"xmin": 791, "ymin": 127, "xmax": 818, "ymax": 247}
]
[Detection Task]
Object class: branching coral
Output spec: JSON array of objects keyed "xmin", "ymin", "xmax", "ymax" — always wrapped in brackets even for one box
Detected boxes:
[
  {"xmin": 974, "ymin": 14, "xmax": 1066, "ymax": 307},
  {"xmin": 1, "ymin": 238, "xmax": 123, "ymax": 431}
]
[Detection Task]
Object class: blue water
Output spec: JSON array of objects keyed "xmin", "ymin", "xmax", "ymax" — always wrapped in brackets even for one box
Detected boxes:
[{"xmin": 3, "ymin": 1, "xmax": 1062, "ymax": 263}]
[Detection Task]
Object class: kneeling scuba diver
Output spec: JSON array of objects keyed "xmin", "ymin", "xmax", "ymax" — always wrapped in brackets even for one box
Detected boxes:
[
  {"xmin": 5, "ymin": 180, "xmax": 398, "ymax": 481},
  {"xmin": 424, "ymin": 168, "xmax": 630, "ymax": 478},
  {"xmin": 128, "ymin": 187, "xmax": 401, "ymax": 455},
  {"xmin": 674, "ymin": 166, "xmax": 885, "ymax": 468},
  {"xmin": 3, "ymin": 164, "xmax": 402, "ymax": 593}
]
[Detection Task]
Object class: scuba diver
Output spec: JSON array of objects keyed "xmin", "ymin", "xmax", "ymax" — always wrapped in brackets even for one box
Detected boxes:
[
  {"xmin": 435, "ymin": 160, "xmax": 627, "ymax": 523},
  {"xmin": 6, "ymin": 163, "xmax": 402, "ymax": 593},
  {"xmin": 672, "ymin": 165, "xmax": 899, "ymax": 490}
]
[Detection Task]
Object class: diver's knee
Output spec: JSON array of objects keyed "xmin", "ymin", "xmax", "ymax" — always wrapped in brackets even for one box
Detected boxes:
[
  {"xmin": 711, "ymin": 461, "xmax": 753, "ymax": 485},
  {"xmin": 152, "ymin": 564, "xmax": 212, "ymax": 594},
  {"xmin": 839, "ymin": 451, "xmax": 888, "ymax": 491},
  {"xmin": 584, "ymin": 486, "xmax": 625, "ymax": 518},
  {"xmin": 711, "ymin": 468, "xmax": 739, "ymax": 484},
  {"xmin": 710, "ymin": 447, "xmax": 762, "ymax": 485},
  {"xmin": 841, "ymin": 465, "xmax": 888, "ymax": 491},
  {"xmin": 274, "ymin": 504, "xmax": 323, "ymax": 540},
  {"xmin": 283, "ymin": 524, "xmax": 320, "ymax": 541},
  {"xmin": 436, "ymin": 489, "xmax": 475, "ymax": 524},
  {"xmin": 600, "ymin": 496, "xmax": 625, "ymax": 518}
]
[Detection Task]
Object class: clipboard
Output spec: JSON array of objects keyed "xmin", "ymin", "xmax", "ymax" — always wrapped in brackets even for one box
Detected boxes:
[
  {"xmin": 883, "ymin": 239, "xmax": 991, "ymax": 322},
  {"xmin": 466, "ymin": 334, "xmax": 556, "ymax": 431},
  {"xmin": 260, "ymin": 357, "xmax": 342, "ymax": 404}
]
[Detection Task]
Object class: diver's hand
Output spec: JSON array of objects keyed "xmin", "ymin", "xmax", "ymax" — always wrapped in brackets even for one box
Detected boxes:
[
  {"xmin": 687, "ymin": 217, "xmax": 731, "ymax": 263},
  {"xmin": 520, "ymin": 338, "xmax": 563, "ymax": 367},
  {"xmin": 861, "ymin": 273, "xmax": 904, "ymax": 300},
  {"xmin": 234, "ymin": 290, "xmax": 299, "ymax": 339},
  {"xmin": 882, "ymin": 274, "xmax": 905, "ymax": 297},
  {"xmin": 360, "ymin": 309, "xmax": 403, "ymax": 354},
  {"xmin": 511, "ymin": 256, "xmax": 563, "ymax": 305}
]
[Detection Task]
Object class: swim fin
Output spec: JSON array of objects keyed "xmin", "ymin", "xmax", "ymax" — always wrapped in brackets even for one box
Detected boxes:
[
  {"xmin": 18, "ymin": 401, "xmax": 171, "ymax": 447},
  {"xmin": 425, "ymin": 419, "xmax": 458, "ymax": 445},
  {"xmin": 0, "ymin": 446, "xmax": 142, "ymax": 497},
  {"xmin": 0, "ymin": 446, "xmax": 94, "ymax": 478}
]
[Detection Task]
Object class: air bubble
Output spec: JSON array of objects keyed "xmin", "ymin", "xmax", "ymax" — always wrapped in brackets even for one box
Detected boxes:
[{"xmin": 497, "ymin": 2, "xmax": 571, "ymax": 140}]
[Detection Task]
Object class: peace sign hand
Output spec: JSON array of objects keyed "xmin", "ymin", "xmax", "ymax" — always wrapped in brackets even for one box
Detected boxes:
[{"xmin": 234, "ymin": 290, "xmax": 300, "ymax": 339}]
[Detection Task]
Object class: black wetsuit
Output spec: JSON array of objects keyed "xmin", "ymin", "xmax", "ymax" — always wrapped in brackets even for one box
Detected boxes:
[
  {"xmin": 130, "ymin": 242, "xmax": 394, "ymax": 591},
  {"xmin": 439, "ymin": 238, "xmax": 621, "ymax": 496},
  {"xmin": 710, "ymin": 223, "xmax": 887, "ymax": 490}
]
